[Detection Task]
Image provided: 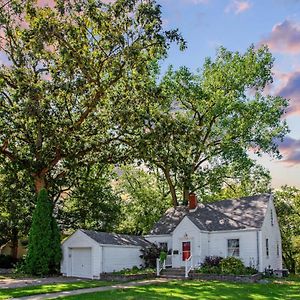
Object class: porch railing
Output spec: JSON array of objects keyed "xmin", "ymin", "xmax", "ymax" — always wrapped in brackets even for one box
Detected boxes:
[
  {"xmin": 156, "ymin": 258, "xmax": 166, "ymax": 276},
  {"xmin": 185, "ymin": 255, "xmax": 193, "ymax": 278},
  {"xmin": 165, "ymin": 255, "xmax": 172, "ymax": 267}
]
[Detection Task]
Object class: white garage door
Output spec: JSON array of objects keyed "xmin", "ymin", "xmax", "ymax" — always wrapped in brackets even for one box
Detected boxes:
[{"xmin": 71, "ymin": 248, "xmax": 92, "ymax": 278}]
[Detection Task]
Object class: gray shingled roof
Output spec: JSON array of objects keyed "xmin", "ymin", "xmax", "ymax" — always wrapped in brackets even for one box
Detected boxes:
[
  {"xmin": 150, "ymin": 194, "xmax": 271, "ymax": 235},
  {"xmin": 81, "ymin": 230, "xmax": 152, "ymax": 247}
]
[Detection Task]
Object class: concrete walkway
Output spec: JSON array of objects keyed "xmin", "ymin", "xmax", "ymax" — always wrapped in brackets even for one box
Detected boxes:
[{"xmin": 12, "ymin": 278, "xmax": 171, "ymax": 300}]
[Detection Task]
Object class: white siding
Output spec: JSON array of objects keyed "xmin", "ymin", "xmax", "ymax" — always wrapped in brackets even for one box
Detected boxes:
[
  {"xmin": 61, "ymin": 230, "xmax": 101, "ymax": 279},
  {"xmin": 261, "ymin": 196, "xmax": 283, "ymax": 271},
  {"xmin": 102, "ymin": 246, "xmax": 144, "ymax": 273},
  {"xmin": 208, "ymin": 230, "xmax": 259, "ymax": 269},
  {"xmin": 144, "ymin": 235, "xmax": 172, "ymax": 251},
  {"xmin": 172, "ymin": 217, "xmax": 202, "ymax": 267}
]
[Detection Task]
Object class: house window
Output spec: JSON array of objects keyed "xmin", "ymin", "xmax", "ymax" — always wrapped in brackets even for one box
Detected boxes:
[
  {"xmin": 266, "ymin": 238, "xmax": 269, "ymax": 257},
  {"xmin": 159, "ymin": 242, "xmax": 168, "ymax": 252},
  {"xmin": 227, "ymin": 239, "xmax": 240, "ymax": 257},
  {"xmin": 270, "ymin": 209, "xmax": 274, "ymax": 226}
]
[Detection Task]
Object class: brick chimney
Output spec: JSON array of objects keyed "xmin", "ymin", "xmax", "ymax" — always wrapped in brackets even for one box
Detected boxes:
[{"xmin": 188, "ymin": 192, "xmax": 198, "ymax": 210}]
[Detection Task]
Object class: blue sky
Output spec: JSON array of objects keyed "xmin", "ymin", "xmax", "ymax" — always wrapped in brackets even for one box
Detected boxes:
[{"xmin": 158, "ymin": 0, "xmax": 300, "ymax": 188}]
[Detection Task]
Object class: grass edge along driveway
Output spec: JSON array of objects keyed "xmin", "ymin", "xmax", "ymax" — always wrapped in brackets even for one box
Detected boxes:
[
  {"xmin": 0, "ymin": 279, "xmax": 117, "ymax": 300},
  {"xmin": 56, "ymin": 278, "xmax": 300, "ymax": 300}
]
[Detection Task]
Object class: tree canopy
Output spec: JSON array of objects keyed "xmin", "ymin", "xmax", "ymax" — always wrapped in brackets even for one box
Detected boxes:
[
  {"xmin": 0, "ymin": 0, "xmax": 184, "ymax": 195},
  {"xmin": 118, "ymin": 46, "xmax": 289, "ymax": 206}
]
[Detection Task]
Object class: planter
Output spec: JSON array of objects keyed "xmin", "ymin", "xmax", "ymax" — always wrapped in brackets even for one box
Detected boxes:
[
  {"xmin": 100, "ymin": 272, "xmax": 156, "ymax": 282},
  {"xmin": 189, "ymin": 272, "xmax": 262, "ymax": 283}
]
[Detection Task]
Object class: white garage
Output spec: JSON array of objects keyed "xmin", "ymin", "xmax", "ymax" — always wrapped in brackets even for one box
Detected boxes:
[{"xmin": 61, "ymin": 229, "xmax": 152, "ymax": 279}]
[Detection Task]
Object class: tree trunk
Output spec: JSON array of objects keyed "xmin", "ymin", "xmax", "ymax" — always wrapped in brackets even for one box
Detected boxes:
[
  {"xmin": 10, "ymin": 228, "xmax": 18, "ymax": 260},
  {"xmin": 163, "ymin": 168, "xmax": 178, "ymax": 207},
  {"xmin": 183, "ymin": 186, "xmax": 189, "ymax": 206},
  {"xmin": 33, "ymin": 175, "xmax": 46, "ymax": 194}
]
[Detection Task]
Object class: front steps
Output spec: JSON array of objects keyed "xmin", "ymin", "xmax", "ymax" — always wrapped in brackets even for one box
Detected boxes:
[{"xmin": 159, "ymin": 268, "xmax": 187, "ymax": 279}]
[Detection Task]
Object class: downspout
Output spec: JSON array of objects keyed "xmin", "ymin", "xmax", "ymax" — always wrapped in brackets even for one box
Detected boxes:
[{"xmin": 256, "ymin": 231, "xmax": 260, "ymax": 271}]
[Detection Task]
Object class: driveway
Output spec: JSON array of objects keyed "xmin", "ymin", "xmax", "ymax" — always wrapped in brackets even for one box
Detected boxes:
[{"xmin": 0, "ymin": 276, "xmax": 85, "ymax": 289}]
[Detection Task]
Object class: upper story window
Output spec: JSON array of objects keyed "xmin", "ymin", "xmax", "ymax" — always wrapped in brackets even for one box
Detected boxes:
[
  {"xmin": 277, "ymin": 242, "xmax": 280, "ymax": 257},
  {"xmin": 266, "ymin": 238, "xmax": 269, "ymax": 257},
  {"xmin": 159, "ymin": 242, "xmax": 168, "ymax": 252},
  {"xmin": 228, "ymin": 239, "xmax": 240, "ymax": 257},
  {"xmin": 270, "ymin": 209, "xmax": 274, "ymax": 226}
]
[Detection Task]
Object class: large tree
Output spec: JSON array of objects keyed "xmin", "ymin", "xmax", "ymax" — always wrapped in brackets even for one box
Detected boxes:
[
  {"xmin": 274, "ymin": 186, "xmax": 300, "ymax": 274},
  {"xmin": 0, "ymin": 0, "xmax": 183, "ymax": 273},
  {"xmin": 116, "ymin": 46, "xmax": 288, "ymax": 206},
  {"xmin": 0, "ymin": 0, "xmax": 183, "ymax": 195}
]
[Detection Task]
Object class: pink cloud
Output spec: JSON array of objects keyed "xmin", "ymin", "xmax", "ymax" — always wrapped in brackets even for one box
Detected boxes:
[
  {"xmin": 276, "ymin": 136, "xmax": 300, "ymax": 165},
  {"xmin": 260, "ymin": 20, "xmax": 300, "ymax": 54},
  {"xmin": 276, "ymin": 70, "xmax": 300, "ymax": 116},
  {"xmin": 225, "ymin": 0, "xmax": 252, "ymax": 14}
]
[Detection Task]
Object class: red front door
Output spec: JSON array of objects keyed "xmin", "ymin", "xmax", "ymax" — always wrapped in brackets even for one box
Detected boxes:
[{"xmin": 182, "ymin": 241, "xmax": 191, "ymax": 261}]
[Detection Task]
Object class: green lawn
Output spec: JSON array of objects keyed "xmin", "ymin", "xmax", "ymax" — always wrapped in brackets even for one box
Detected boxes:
[
  {"xmin": 0, "ymin": 280, "xmax": 116, "ymax": 300},
  {"xmin": 57, "ymin": 279, "xmax": 300, "ymax": 300}
]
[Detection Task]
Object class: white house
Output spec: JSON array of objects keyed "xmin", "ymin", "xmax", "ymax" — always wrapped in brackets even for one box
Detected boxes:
[
  {"xmin": 61, "ymin": 193, "xmax": 282, "ymax": 278},
  {"xmin": 145, "ymin": 193, "xmax": 283, "ymax": 273},
  {"xmin": 61, "ymin": 230, "xmax": 152, "ymax": 279}
]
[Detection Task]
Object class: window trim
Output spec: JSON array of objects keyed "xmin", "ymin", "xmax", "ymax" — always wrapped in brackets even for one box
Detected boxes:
[
  {"xmin": 159, "ymin": 242, "xmax": 168, "ymax": 252},
  {"xmin": 227, "ymin": 238, "xmax": 240, "ymax": 257}
]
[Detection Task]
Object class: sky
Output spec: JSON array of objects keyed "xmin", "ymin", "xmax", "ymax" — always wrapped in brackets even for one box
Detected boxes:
[{"xmin": 157, "ymin": 0, "xmax": 300, "ymax": 188}]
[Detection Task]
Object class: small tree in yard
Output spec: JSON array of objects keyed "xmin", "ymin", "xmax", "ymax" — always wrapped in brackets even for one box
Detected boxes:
[{"xmin": 25, "ymin": 189, "xmax": 61, "ymax": 275}]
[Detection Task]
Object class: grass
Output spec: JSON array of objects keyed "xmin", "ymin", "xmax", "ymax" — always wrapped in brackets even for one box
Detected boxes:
[
  {"xmin": 57, "ymin": 277, "xmax": 300, "ymax": 300},
  {"xmin": 0, "ymin": 280, "xmax": 116, "ymax": 299}
]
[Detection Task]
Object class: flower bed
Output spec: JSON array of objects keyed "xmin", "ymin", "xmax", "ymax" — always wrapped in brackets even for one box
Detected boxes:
[
  {"xmin": 100, "ymin": 272, "xmax": 156, "ymax": 282},
  {"xmin": 189, "ymin": 272, "xmax": 262, "ymax": 283}
]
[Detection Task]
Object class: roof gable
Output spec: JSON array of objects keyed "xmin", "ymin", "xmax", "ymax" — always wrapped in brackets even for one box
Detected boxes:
[{"xmin": 150, "ymin": 194, "xmax": 270, "ymax": 235}]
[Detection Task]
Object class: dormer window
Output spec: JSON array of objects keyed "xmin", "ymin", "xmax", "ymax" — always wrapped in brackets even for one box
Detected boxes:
[{"xmin": 270, "ymin": 209, "xmax": 274, "ymax": 226}]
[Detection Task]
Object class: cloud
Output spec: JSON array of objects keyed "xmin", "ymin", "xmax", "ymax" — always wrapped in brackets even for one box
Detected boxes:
[
  {"xmin": 276, "ymin": 136, "xmax": 300, "ymax": 165},
  {"xmin": 225, "ymin": 0, "xmax": 252, "ymax": 14},
  {"xmin": 276, "ymin": 70, "xmax": 300, "ymax": 116},
  {"xmin": 260, "ymin": 20, "xmax": 300, "ymax": 54}
]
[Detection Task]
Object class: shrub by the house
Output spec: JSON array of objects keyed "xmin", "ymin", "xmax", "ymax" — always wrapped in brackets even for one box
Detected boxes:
[
  {"xmin": 140, "ymin": 244, "xmax": 161, "ymax": 268},
  {"xmin": 197, "ymin": 256, "xmax": 258, "ymax": 275}
]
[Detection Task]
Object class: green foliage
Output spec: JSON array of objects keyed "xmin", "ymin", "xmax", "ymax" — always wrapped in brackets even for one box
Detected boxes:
[
  {"xmin": 140, "ymin": 244, "xmax": 161, "ymax": 268},
  {"xmin": 58, "ymin": 164, "xmax": 121, "ymax": 232},
  {"xmin": 116, "ymin": 166, "xmax": 171, "ymax": 235},
  {"xmin": 159, "ymin": 251, "xmax": 167, "ymax": 262},
  {"xmin": 25, "ymin": 189, "xmax": 61, "ymax": 275},
  {"xmin": 275, "ymin": 186, "xmax": 300, "ymax": 274},
  {"xmin": 111, "ymin": 266, "xmax": 155, "ymax": 275},
  {"xmin": 125, "ymin": 46, "xmax": 288, "ymax": 206},
  {"xmin": 202, "ymin": 164, "xmax": 271, "ymax": 202},
  {"xmin": 0, "ymin": 161, "xmax": 34, "ymax": 249},
  {"xmin": 220, "ymin": 257, "xmax": 247, "ymax": 275}
]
